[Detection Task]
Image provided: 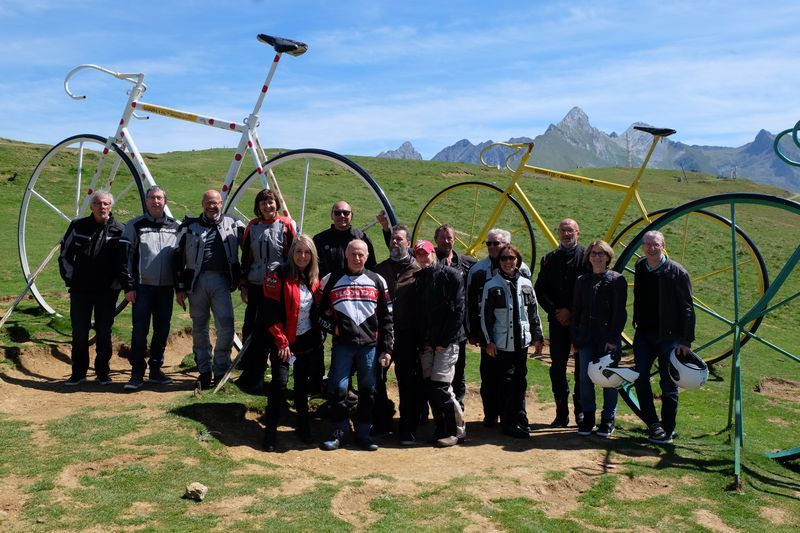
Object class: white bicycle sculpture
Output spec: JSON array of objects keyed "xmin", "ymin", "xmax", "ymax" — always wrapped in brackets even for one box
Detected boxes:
[{"xmin": 16, "ymin": 34, "xmax": 397, "ymax": 320}]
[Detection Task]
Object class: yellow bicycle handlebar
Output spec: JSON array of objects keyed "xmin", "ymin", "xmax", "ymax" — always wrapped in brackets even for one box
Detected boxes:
[{"xmin": 479, "ymin": 142, "xmax": 534, "ymax": 171}]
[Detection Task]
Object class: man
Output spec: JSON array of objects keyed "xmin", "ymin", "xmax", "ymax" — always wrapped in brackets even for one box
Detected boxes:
[
  {"xmin": 633, "ymin": 230, "xmax": 695, "ymax": 444},
  {"xmin": 466, "ymin": 228, "xmax": 529, "ymax": 426},
  {"xmin": 313, "ymin": 200, "xmax": 378, "ymax": 278},
  {"xmin": 174, "ymin": 189, "xmax": 244, "ymax": 389},
  {"xmin": 122, "ymin": 186, "xmax": 180, "ymax": 390},
  {"xmin": 534, "ymin": 218, "xmax": 588, "ymax": 428},
  {"xmin": 59, "ymin": 190, "xmax": 127, "ymax": 386},
  {"xmin": 434, "ymin": 223, "xmax": 475, "ymax": 411},
  {"xmin": 312, "ymin": 200, "xmax": 379, "ymax": 393},
  {"xmin": 318, "ymin": 239, "xmax": 393, "ymax": 451},
  {"xmin": 414, "ymin": 239, "xmax": 467, "ymax": 447},
  {"xmin": 375, "ymin": 224, "xmax": 421, "ymax": 445}
]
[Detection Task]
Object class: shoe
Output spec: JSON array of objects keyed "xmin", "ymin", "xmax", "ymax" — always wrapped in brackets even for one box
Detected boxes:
[
  {"xmin": 575, "ymin": 411, "xmax": 585, "ymax": 427},
  {"xmin": 124, "ymin": 376, "xmax": 144, "ymax": 391},
  {"xmin": 577, "ymin": 412, "xmax": 595, "ymax": 436},
  {"xmin": 322, "ymin": 429, "xmax": 346, "ymax": 451},
  {"xmin": 597, "ymin": 418, "xmax": 615, "ymax": 438},
  {"xmin": 96, "ymin": 374, "xmax": 113, "ymax": 385},
  {"xmin": 399, "ymin": 434, "xmax": 417, "ymax": 446},
  {"xmin": 503, "ymin": 424, "xmax": 531, "ymax": 439},
  {"xmin": 262, "ymin": 428, "xmax": 277, "ymax": 452},
  {"xmin": 549, "ymin": 416, "xmax": 569, "ymax": 428},
  {"xmin": 65, "ymin": 375, "xmax": 86, "ymax": 387},
  {"xmin": 483, "ymin": 416, "xmax": 498, "ymax": 428},
  {"xmin": 199, "ymin": 372, "xmax": 212, "ymax": 390},
  {"xmin": 435, "ymin": 435, "xmax": 459, "ymax": 447},
  {"xmin": 296, "ymin": 420, "xmax": 314, "ymax": 444},
  {"xmin": 149, "ymin": 369, "xmax": 172, "ymax": 385},
  {"xmin": 647, "ymin": 423, "xmax": 673, "ymax": 444},
  {"xmin": 355, "ymin": 435, "xmax": 379, "ymax": 451}
]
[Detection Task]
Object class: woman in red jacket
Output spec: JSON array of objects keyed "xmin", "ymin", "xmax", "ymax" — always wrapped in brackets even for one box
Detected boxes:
[{"xmin": 261, "ymin": 234, "xmax": 323, "ymax": 451}]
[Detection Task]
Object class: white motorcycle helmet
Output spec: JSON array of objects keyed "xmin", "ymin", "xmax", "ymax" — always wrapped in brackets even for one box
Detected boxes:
[
  {"xmin": 588, "ymin": 353, "xmax": 640, "ymax": 389},
  {"xmin": 668, "ymin": 348, "xmax": 708, "ymax": 390}
]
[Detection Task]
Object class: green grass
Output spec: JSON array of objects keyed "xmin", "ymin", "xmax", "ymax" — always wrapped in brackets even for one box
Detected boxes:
[{"xmin": 1, "ymin": 137, "xmax": 799, "ymax": 531}]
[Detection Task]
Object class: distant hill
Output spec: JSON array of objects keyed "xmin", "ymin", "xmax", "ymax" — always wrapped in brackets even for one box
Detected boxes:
[
  {"xmin": 431, "ymin": 107, "xmax": 800, "ymax": 192},
  {"xmin": 376, "ymin": 141, "xmax": 422, "ymax": 160}
]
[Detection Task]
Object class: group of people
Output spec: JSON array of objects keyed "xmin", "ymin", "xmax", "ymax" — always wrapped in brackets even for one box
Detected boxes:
[{"xmin": 59, "ymin": 188, "xmax": 694, "ymax": 452}]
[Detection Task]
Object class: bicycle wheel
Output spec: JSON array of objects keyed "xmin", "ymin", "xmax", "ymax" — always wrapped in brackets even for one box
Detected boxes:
[
  {"xmin": 611, "ymin": 207, "xmax": 768, "ymax": 365},
  {"xmin": 412, "ymin": 181, "xmax": 536, "ymax": 266},
  {"xmin": 225, "ymin": 149, "xmax": 397, "ymax": 261},
  {"xmin": 18, "ymin": 134, "xmax": 146, "ymax": 317}
]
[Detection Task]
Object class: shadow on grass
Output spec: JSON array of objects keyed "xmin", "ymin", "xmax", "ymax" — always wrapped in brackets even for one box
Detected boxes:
[
  {"xmin": 171, "ymin": 401, "xmax": 265, "ymax": 450},
  {"xmin": 0, "ymin": 366, "xmax": 199, "ymax": 395}
]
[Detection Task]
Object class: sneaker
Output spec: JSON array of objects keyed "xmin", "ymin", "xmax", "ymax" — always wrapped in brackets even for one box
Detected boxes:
[
  {"xmin": 399, "ymin": 434, "xmax": 417, "ymax": 447},
  {"xmin": 65, "ymin": 375, "xmax": 87, "ymax": 387},
  {"xmin": 149, "ymin": 369, "xmax": 172, "ymax": 385},
  {"xmin": 198, "ymin": 372, "xmax": 212, "ymax": 390},
  {"xmin": 96, "ymin": 374, "xmax": 113, "ymax": 385},
  {"xmin": 435, "ymin": 435, "xmax": 459, "ymax": 448},
  {"xmin": 549, "ymin": 416, "xmax": 569, "ymax": 428},
  {"xmin": 124, "ymin": 376, "xmax": 144, "ymax": 391},
  {"xmin": 577, "ymin": 413, "xmax": 595, "ymax": 436},
  {"xmin": 597, "ymin": 418, "xmax": 615, "ymax": 438},
  {"xmin": 647, "ymin": 423, "xmax": 673, "ymax": 444},
  {"xmin": 355, "ymin": 436, "xmax": 379, "ymax": 452},
  {"xmin": 322, "ymin": 429, "xmax": 346, "ymax": 451}
]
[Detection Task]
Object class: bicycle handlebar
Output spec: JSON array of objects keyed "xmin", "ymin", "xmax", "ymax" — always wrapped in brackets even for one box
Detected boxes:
[
  {"xmin": 479, "ymin": 142, "xmax": 534, "ymax": 170},
  {"xmin": 64, "ymin": 64, "xmax": 147, "ymax": 100}
]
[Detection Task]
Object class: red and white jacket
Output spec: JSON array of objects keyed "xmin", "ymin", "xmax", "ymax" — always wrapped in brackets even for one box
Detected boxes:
[{"xmin": 263, "ymin": 263, "xmax": 320, "ymax": 350}]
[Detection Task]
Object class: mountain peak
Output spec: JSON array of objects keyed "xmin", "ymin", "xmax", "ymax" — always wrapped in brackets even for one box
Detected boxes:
[
  {"xmin": 377, "ymin": 141, "xmax": 422, "ymax": 160},
  {"xmin": 558, "ymin": 106, "xmax": 590, "ymax": 129}
]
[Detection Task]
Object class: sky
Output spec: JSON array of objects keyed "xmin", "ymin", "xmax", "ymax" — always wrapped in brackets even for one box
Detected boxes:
[{"xmin": 2, "ymin": 0, "xmax": 799, "ymax": 160}]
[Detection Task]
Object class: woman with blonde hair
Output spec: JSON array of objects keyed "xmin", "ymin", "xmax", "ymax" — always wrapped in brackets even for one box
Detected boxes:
[{"xmin": 261, "ymin": 234, "xmax": 323, "ymax": 451}]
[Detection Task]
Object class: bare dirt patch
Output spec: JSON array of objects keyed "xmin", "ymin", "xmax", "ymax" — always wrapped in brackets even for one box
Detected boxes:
[
  {"xmin": 614, "ymin": 474, "xmax": 672, "ymax": 501},
  {"xmin": 692, "ymin": 509, "xmax": 736, "ymax": 533},
  {"xmin": 755, "ymin": 377, "xmax": 800, "ymax": 402},
  {"xmin": 441, "ymin": 171, "xmax": 475, "ymax": 178},
  {"xmin": 760, "ymin": 506, "xmax": 790, "ymax": 525}
]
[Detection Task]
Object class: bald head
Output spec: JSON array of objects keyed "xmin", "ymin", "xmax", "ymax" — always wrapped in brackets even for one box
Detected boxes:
[
  {"xmin": 202, "ymin": 190, "xmax": 223, "ymax": 222},
  {"xmin": 557, "ymin": 218, "xmax": 580, "ymax": 248}
]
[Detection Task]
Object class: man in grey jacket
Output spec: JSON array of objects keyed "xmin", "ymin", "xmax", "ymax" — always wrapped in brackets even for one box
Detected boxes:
[
  {"xmin": 174, "ymin": 190, "xmax": 244, "ymax": 389},
  {"xmin": 122, "ymin": 186, "xmax": 180, "ymax": 390}
]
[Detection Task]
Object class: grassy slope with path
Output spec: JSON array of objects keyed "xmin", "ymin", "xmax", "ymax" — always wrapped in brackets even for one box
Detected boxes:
[{"xmin": 0, "ymin": 137, "xmax": 798, "ymax": 531}]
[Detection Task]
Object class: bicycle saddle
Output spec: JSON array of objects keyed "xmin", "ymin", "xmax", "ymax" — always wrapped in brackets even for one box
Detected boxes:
[
  {"xmin": 257, "ymin": 34, "xmax": 308, "ymax": 56},
  {"xmin": 634, "ymin": 126, "xmax": 677, "ymax": 137}
]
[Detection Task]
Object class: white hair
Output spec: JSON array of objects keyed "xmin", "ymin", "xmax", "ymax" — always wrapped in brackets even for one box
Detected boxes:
[
  {"xmin": 488, "ymin": 228, "xmax": 511, "ymax": 243},
  {"xmin": 92, "ymin": 189, "xmax": 114, "ymax": 206}
]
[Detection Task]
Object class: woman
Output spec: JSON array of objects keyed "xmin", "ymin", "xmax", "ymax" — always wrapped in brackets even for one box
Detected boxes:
[
  {"xmin": 261, "ymin": 234, "xmax": 323, "ymax": 451},
  {"xmin": 480, "ymin": 243, "xmax": 544, "ymax": 438},
  {"xmin": 237, "ymin": 189, "xmax": 296, "ymax": 392},
  {"xmin": 571, "ymin": 239, "xmax": 627, "ymax": 438}
]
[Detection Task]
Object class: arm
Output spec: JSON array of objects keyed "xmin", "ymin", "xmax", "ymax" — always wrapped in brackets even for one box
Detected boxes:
[
  {"xmin": 466, "ymin": 268, "xmax": 486, "ymax": 340},
  {"xmin": 364, "ymin": 233, "xmax": 378, "ymax": 271},
  {"xmin": 58, "ymin": 221, "xmax": 77, "ymax": 286},
  {"xmin": 533, "ymin": 256, "xmax": 555, "ymax": 315},
  {"xmin": 570, "ymin": 277, "xmax": 583, "ymax": 343},
  {"xmin": 608, "ymin": 274, "xmax": 628, "ymax": 344},
  {"xmin": 438, "ymin": 270, "xmax": 465, "ymax": 346},
  {"xmin": 676, "ymin": 270, "xmax": 696, "ymax": 345},
  {"xmin": 263, "ymin": 269, "xmax": 290, "ymax": 350},
  {"xmin": 480, "ymin": 283, "xmax": 497, "ymax": 349},
  {"xmin": 173, "ymin": 222, "xmax": 189, "ymax": 309},
  {"xmin": 376, "ymin": 275, "xmax": 394, "ymax": 356}
]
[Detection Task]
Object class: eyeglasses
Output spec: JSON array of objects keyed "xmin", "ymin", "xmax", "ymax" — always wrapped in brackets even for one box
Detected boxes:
[
  {"xmin": 589, "ymin": 251, "xmax": 607, "ymax": 257},
  {"xmin": 333, "ymin": 209, "xmax": 351, "ymax": 216},
  {"xmin": 500, "ymin": 255, "xmax": 517, "ymax": 262},
  {"xmin": 485, "ymin": 241, "xmax": 503, "ymax": 246}
]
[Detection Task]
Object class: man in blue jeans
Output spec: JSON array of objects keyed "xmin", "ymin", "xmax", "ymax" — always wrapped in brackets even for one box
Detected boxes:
[
  {"xmin": 318, "ymin": 239, "xmax": 393, "ymax": 451},
  {"xmin": 633, "ymin": 230, "xmax": 695, "ymax": 444},
  {"xmin": 122, "ymin": 186, "xmax": 180, "ymax": 390}
]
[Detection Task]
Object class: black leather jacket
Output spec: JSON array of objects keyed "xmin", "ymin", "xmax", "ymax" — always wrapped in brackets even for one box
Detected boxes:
[
  {"xmin": 415, "ymin": 262, "xmax": 465, "ymax": 347},
  {"xmin": 633, "ymin": 257, "xmax": 695, "ymax": 345}
]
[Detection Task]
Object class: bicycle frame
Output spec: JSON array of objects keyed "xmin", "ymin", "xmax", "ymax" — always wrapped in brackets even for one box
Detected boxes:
[
  {"xmin": 63, "ymin": 45, "xmax": 295, "ymax": 219},
  {"xmin": 468, "ymin": 129, "xmax": 671, "ymax": 256}
]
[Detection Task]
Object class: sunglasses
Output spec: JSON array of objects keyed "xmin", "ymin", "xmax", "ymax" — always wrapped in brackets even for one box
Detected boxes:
[
  {"xmin": 333, "ymin": 209, "xmax": 351, "ymax": 216},
  {"xmin": 500, "ymin": 255, "xmax": 517, "ymax": 262},
  {"xmin": 485, "ymin": 240, "xmax": 503, "ymax": 246}
]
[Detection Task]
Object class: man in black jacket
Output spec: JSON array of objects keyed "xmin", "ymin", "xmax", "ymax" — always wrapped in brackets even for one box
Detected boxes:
[
  {"xmin": 414, "ymin": 239, "xmax": 466, "ymax": 447},
  {"xmin": 633, "ymin": 230, "xmax": 695, "ymax": 444},
  {"xmin": 59, "ymin": 190, "xmax": 128, "ymax": 386},
  {"xmin": 534, "ymin": 218, "xmax": 588, "ymax": 427}
]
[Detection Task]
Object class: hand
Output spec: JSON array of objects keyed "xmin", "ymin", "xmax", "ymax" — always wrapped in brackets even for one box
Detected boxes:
[
  {"xmin": 677, "ymin": 344, "xmax": 692, "ymax": 356},
  {"xmin": 604, "ymin": 342, "xmax": 617, "ymax": 353},
  {"xmin": 554, "ymin": 308, "xmax": 571, "ymax": 326},
  {"xmin": 532, "ymin": 340, "xmax": 543, "ymax": 356},
  {"xmin": 278, "ymin": 346, "xmax": 292, "ymax": 362},
  {"xmin": 176, "ymin": 291, "xmax": 187, "ymax": 310},
  {"xmin": 124, "ymin": 290, "xmax": 136, "ymax": 304},
  {"xmin": 240, "ymin": 285, "xmax": 248, "ymax": 304},
  {"xmin": 379, "ymin": 352, "xmax": 392, "ymax": 368},
  {"xmin": 486, "ymin": 342, "xmax": 497, "ymax": 358},
  {"xmin": 376, "ymin": 210, "xmax": 390, "ymax": 230},
  {"xmin": 435, "ymin": 345, "xmax": 447, "ymax": 353}
]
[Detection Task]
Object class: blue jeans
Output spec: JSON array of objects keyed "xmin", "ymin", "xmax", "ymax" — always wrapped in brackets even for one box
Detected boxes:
[
  {"xmin": 578, "ymin": 339, "xmax": 619, "ymax": 421},
  {"xmin": 70, "ymin": 289, "xmax": 119, "ymax": 378},
  {"xmin": 328, "ymin": 343, "xmax": 377, "ymax": 437},
  {"xmin": 189, "ymin": 272, "xmax": 235, "ymax": 378},
  {"xmin": 129, "ymin": 285, "xmax": 174, "ymax": 377},
  {"xmin": 633, "ymin": 330, "xmax": 679, "ymax": 433}
]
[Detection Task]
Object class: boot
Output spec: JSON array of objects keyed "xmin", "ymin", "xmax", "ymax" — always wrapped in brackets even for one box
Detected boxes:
[
  {"xmin": 262, "ymin": 428, "xmax": 277, "ymax": 452},
  {"xmin": 550, "ymin": 395, "xmax": 569, "ymax": 427},
  {"xmin": 296, "ymin": 416, "xmax": 313, "ymax": 444}
]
